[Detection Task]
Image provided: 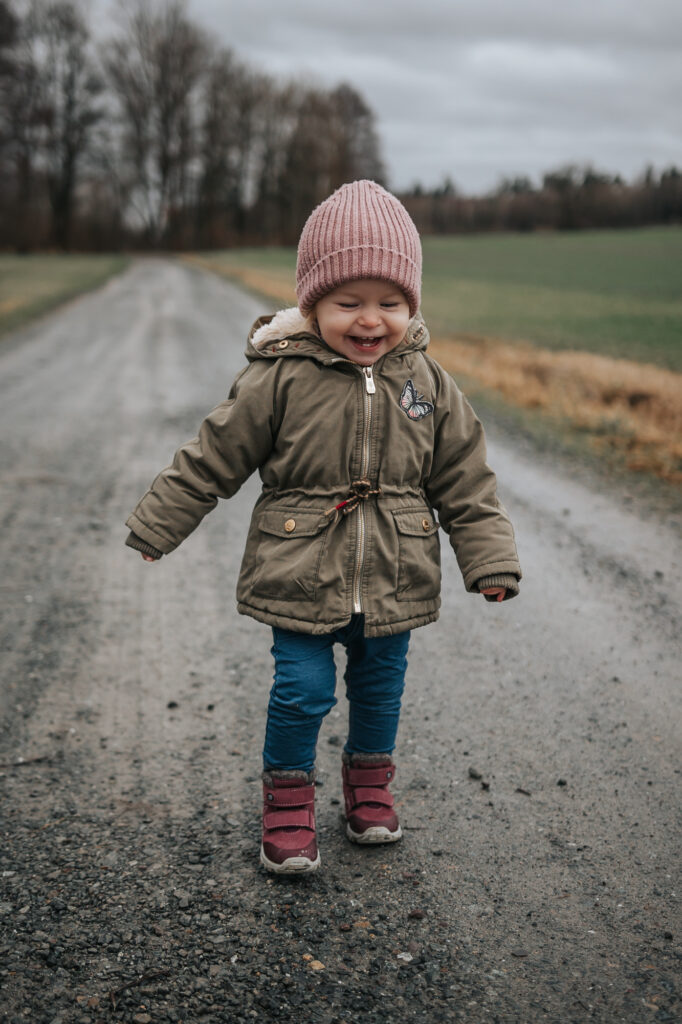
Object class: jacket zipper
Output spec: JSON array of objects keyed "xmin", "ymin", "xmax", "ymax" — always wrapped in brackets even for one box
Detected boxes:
[
  {"xmin": 353, "ymin": 365, "xmax": 375, "ymax": 612},
  {"xmin": 328, "ymin": 359, "xmax": 376, "ymax": 614}
]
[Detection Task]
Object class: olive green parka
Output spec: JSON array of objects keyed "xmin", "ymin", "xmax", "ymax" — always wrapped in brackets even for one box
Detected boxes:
[{"xmin": 126, "ymin": 309, "xmax": 521, "ymax": 637}]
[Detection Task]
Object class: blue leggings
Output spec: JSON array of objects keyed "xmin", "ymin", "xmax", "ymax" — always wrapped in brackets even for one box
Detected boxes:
[{"xmin": 263, "ymin": 615, "xmax": 410, "ymax": 772}]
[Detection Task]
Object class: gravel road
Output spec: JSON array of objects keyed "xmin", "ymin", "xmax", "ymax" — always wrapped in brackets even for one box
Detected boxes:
[{"xmin": 1, "ymin": 260, "xmax": 680, "ymax": 1023}]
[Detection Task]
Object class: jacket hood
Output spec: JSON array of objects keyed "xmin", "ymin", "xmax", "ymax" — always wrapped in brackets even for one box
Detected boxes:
[{"xmin": 245, "ymin": 307, "xmax": 429, "ymax": 364}]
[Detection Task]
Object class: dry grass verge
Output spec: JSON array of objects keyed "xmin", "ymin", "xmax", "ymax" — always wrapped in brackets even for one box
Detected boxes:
[
  {"xmin": 0, "ymin": 254, "xmax": 129, "ymax": 337},
  {"xmin": 430, "ymin": 335, "xmax": 682, "ymax": 483},
  {"xmin": 188, "ymin": 257, "xmax": 682, "ymax": 484},
  {"xmin": 186, "ymin": 255, "xmax": 297, "ymax": 307}
]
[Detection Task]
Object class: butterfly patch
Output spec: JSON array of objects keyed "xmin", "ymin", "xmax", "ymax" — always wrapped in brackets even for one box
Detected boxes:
[{"xmin": 399, "ymin": 379, "xmax": 434, "ymax": 420}]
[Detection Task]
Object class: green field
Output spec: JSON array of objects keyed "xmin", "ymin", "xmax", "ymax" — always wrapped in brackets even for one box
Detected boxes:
[
  {"xmin": 197, "ymin": 227, "xmax": 682, "ymax": 371},
  {"xmin": 0, "ymin": 254, "xmax": 129, "ymax": 336}
]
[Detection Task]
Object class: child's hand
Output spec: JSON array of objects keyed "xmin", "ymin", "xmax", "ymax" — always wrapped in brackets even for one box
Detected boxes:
[{"xmin": 480, "ymin": 586, "xmax": 506, "ymax": 602}]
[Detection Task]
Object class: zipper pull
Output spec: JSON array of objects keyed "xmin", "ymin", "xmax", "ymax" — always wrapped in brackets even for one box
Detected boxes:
[{"xmin": 363, "ymin": 366, "xmax": 376, "ymax": 394}]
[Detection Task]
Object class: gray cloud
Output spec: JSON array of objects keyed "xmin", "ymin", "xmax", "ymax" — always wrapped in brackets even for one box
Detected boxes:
[{"xmin": 113, "ymin": 0, "xmax": 682, "ymax": 191}]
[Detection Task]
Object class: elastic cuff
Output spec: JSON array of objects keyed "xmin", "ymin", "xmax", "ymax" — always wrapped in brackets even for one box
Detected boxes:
[
  {"xmin": 125, "ymin": 531, "xmax": 163, "ymax": 560},
  {"xmin": 476, "ymin": 573, "xmax": 519, "ymax": 601}
]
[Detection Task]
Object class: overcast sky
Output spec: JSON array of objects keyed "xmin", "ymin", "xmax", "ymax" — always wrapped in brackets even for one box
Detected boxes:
[{"xmin": 105, "ymin": 0, "xmax": 682, "ymax": 194}]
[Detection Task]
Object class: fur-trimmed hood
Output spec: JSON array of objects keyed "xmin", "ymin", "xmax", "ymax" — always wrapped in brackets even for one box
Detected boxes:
[
  {"xmin": 250, "ymin": 307, "xmax": 314, "ymax": 348},
  {"xmin": 246, "ymin": 307, "xmax": 430, "ymax": 362}
]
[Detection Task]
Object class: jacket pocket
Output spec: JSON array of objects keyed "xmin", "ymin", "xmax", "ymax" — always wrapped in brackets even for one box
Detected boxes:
[
  {"xmin": 393, "ymin": 507, "xmax": 441, "ymax": 602},
  {"xmin": 251, "ymin": 508, "xmax": 331, "ymax": 602}
]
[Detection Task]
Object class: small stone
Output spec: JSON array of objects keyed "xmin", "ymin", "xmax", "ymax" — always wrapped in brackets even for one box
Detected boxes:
[
  {"xmin": 408, "ymin": 909, "xmax": 425, "ymax": 919},
  {"xmin": 397, "ymin": 952, "xmax": 413, "ymax": 963},
  {"xmin": 664, "ymin": 931, "xmax": 673, "ymax": 940},
  {"xmin": 309, "ymin": 960, "xmax": 325, "ymax": 971},
  {"xmin": 468, "ymin": 767, "xmax": 482, "ymax": 780},
  {"xmin": 557, "ymin": 778, "xmax": 567, "ymax": 787},
  {"xmin": 133, "ymin": 1015, "xmax": 152, "ymax": 1024},
  {"xmin": 167, "ymin": 700, "xmax": 179, "ymax": 709}
]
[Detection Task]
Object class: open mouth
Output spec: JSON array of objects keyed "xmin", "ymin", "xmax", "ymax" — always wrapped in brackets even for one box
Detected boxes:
[{"xmin": 348, "ymin": 335, "xmax": 384, "ymax": 348}]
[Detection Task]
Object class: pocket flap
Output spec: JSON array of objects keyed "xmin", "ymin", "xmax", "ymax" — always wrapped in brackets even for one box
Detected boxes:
[
  {"xmin": 258, "ymin": 509, "xmax": 329, "ymax": 538},
  {"xmin": 392, "ymin": 508, "xmax": 439, "ymax": 537}
]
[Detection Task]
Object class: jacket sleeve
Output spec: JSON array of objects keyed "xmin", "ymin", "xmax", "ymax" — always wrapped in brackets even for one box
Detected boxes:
[
  {"xmin": 424, "ymin": 360, "xmax": 521, "ymax": 595},
  {"xmin": 126, "ymin": 361, "xmax": 278, "ymax": 555}
]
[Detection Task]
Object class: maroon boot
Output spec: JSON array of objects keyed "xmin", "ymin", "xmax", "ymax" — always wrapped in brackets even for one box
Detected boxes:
[
  {"xmin": 342, "ymin": 753, "xmax": 402, "ymax": 844},
  {"xmin": 260, "ymin": 769, "xmax": 320, "ymax": 873}
]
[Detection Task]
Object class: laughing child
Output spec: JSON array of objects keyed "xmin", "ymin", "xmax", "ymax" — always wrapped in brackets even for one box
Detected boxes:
[{"xmin": 125, "ymin": 180, "xmax": 521, "ymax": 873}]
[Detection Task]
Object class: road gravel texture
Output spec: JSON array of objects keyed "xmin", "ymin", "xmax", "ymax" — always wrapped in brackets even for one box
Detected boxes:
[{"xmin": 0, "ymin": 261, "xmax": 680, "ymax": 1024}]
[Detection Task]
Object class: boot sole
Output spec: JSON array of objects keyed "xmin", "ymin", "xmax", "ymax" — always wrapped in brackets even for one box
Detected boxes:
[
  {"xmin": 260, "ymin": 845, "xmax": 321, "ymax": 874},
  {"xmin": 346, "ymin": 823, "xmax": 403, "ymax": 844}
]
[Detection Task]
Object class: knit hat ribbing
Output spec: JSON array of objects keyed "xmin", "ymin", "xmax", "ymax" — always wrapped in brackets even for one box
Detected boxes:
[{"xmin": 296, "ymin": 180, "xmax": 422, "ymax": 317}]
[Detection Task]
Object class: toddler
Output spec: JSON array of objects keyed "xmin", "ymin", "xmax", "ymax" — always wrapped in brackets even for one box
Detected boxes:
[{"xmin": 125, "ymin": 180, "xmax": 521, "ymax": 874}]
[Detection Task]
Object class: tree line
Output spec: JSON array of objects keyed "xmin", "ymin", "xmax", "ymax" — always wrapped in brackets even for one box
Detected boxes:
[
  {"xmin": 0, "ymin": 0, "xmax": 385, "ymax": 250},
  {"xmin": 1, "ymin": 0, "xmax": 679, "ymax": 253},
  {"xmin": 401, "ymin": 166, "xmax": 682, "ymax": 235}
]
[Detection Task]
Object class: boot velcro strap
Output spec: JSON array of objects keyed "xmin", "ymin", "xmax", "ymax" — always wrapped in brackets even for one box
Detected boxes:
[
  {"xmin": 264, "ymin": 784, "xmax": 315, "ymax": 807},
  {"xmin": 346, "ymin": 766, "xmax": 395, "ymax": 787},
  {"xmin": 349, "ymin": 786, "xmax": 394, "ymax": 808},
  {"xmin": 263, "ymin": 808, "xmax": 314, "ymax": 832}
]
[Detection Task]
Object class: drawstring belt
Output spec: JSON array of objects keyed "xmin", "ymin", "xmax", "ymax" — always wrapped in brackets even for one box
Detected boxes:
[{"xmin": 325, "ymin": 479, "xmax": 381, "ymax": 519}]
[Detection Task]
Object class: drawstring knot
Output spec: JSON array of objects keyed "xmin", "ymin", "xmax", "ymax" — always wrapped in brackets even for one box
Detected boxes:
[{"xmin": 325, "ymin": 479, "xmax": 381, "ymax": 518}]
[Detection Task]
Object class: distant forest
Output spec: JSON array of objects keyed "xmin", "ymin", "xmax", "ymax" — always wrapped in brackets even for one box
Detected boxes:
[{"xmin": 1, "ymin": 0, "xmax": 680, "ymax": 252}]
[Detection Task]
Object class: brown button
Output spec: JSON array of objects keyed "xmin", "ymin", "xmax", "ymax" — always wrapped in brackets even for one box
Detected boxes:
[
  {"xmin": 422, "ymin": 518, "xmax": 431, "ymax": 531},
  {"xmin": 284, "ymin": 518, "xmax": 296, "ymax": 533},
  {"xmin": 278, "ymin": 339, "xmax": 289, "ymax": 349}
]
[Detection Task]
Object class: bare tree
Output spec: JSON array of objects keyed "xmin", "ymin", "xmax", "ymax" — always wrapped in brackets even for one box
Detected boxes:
[
  {"xmin": 0, "ymin": 0, "xmax": 103, "ymax": 249},
  {"xmin": 0, "ymin": 1, "xmax": 49, "ymax": 248},
  {"xmin": 0, "ymin": 0, "xmax": 20, "ymax": 179},
  {"xmin": 274, "ymin": 82, "xmax": 386, "ymax": 243},
  {"xmin": 249, "ymin": 79, "xmax": 301, "ymax": 243},
  {"xmin": 196, "ymin": 49, "xmax": 272, "ymax": 246},
  {"xmin": 326, "ymin": 83, "xmax": 385, "ymax": 185},
  {"xmin": 36, "ymin": 0, "xmax": 103, "ymax": 248},
  {"xmin": 104, "ymin": 0, "xmax": 208, "ymax": 245}
]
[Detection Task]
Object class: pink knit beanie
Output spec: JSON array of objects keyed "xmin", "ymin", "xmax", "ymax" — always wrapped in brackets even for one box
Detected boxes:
[{"xmin": 296, "ymin": 180, "xmax": 422, "ymax": 317}]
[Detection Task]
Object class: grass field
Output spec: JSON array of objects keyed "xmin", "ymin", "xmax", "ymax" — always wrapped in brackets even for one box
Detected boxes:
[
  {"xmin": 188, "ymin": 228, "xmax": 682, "ymax": 481},
  {"xmin": 189, "ymin": 226, "xmax": 682, "ymax": 371},
  {"xmin": 0, "ymin": 254, "xmax": 129, "ymax": 337}
]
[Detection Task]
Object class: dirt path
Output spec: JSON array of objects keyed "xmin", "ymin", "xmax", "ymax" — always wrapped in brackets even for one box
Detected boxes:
[{"xmin": 1, "ymin": 260, "xmax": 680, "ymax": 1023}]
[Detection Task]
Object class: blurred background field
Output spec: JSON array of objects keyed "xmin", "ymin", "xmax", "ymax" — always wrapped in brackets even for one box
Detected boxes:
[{"xmin": 0, "ymin": 255, "xmax": 129, "ymax": 337}]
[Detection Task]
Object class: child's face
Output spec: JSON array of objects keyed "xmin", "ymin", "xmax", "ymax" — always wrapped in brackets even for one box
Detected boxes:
[{"xmin": 314, "ymin": 279, "xmax": 411, "ymax": 366}]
